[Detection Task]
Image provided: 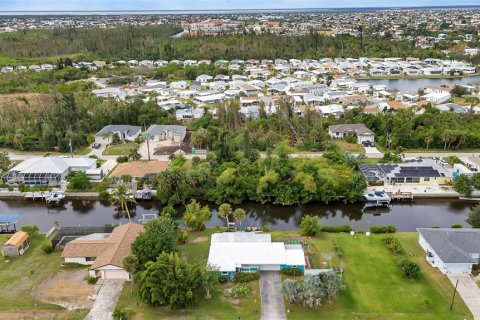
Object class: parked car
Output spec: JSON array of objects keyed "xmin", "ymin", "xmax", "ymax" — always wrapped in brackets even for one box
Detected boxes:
[{"xmin": 92, "ymin": 143, "xmax": 101, "ymax": 149}]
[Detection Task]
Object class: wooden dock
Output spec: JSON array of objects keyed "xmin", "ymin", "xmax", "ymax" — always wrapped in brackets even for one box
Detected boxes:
[{"xmin": 388, "ymin": 191, "xmax": 413, "ymax": 201}]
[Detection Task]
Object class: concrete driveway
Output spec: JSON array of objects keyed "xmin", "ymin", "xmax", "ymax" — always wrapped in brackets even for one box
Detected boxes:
[
  {"xmin": 364, "ymin": 146, "xmax": 383, "ymax": 158},
  {"xmin": 448, "ymin": 274, "xmax": 480, "ymax": 320},
  {"xmin": 260, "ymin": 272, "xmax": 286, "ymax": 320},
  {"xmin": 84, "ymin": 279, "xmax": 125, "ymax": 320}
]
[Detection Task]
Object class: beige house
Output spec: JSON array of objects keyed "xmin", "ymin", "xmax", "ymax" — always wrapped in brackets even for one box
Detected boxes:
[
  {"xmin": 61, "ymin": 223, "xmax": 144, "ymax": 280},
  {"xmin": 1, "ymin": 231, "xmax": 30, "ymax": 257}
]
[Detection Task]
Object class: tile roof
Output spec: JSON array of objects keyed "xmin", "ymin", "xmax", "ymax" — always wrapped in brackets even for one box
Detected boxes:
[{"xmin": 61, "ymin": 223, "xmax": 144, "ymax": 269}]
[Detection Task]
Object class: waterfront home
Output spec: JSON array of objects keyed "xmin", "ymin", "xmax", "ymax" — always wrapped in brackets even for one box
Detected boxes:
[
  {"xmin": 2, "ymin": 157, "xmax": 96, "ymax": 186},
  {"xmin": 62, "ymin": 223, "xmax": 144, "ymax": 280},
  {"xmin": 423, "ymin": 92, "xmax": 451, "ymax": 104},
  {"xmin": 358, "ymin": 159, "xmax": 450, "ymax": 185},
  {"xmin": 1, "ymin": 231, "xmax": 29, "ymax": 257},
  {"xmin": 207, "ymin": 232, "xmax": 305, "ymax": 277},
  {"xmin": 417, "ymin": 228, "xmax": 480, "ymax": 274},
  {"xmin": 94, "ymin": 125, "xmax": 142, "ymax": 144},
  {"xmin": 328, "ymin": 123, "xmax": 375, "ymax": 144}
]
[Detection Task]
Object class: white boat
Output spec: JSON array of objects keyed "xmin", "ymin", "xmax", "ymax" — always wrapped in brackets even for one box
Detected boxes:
[
  {"xmin": 364, "ymin": 190, "xmax": 391, "ymax": 205},
  {"xmin": 46, "ymin": 191, "xmax": 66, "ymax": 203}
]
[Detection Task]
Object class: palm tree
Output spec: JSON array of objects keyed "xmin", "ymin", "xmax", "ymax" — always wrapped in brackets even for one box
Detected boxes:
[
  {"xmin": 202, "ymin": 267, "xmax": 219, "ymax": 299},
  {"xmin": 233, "ymin": 208, "xmax": 246, "ymax": 231},
  {"xmin": 218, "ymin": 203, "xmax": 232, "ymax": 228},
  {"xmin": 110, "ymin": 183, "xmax": 136, "ymax": 222},
  {"xmin": 128, "ymin": 148, "xmax": 141, "ymax": 161},
  {"xmin": 122, "ymin": 254, "xmax": 139, "ymax": 293}
]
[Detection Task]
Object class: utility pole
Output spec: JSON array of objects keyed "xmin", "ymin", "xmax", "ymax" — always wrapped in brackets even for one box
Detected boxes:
[
  {"xmin": 450, "ymin": 279, "xmax": 459, "ymax": 311},
  {"xmin": 69, "ymin": 139, "xmax": 73, "ymax": 158},
  {"xmin": 144, "ymin": 124, "xmax": 151, "ymax": 161}
]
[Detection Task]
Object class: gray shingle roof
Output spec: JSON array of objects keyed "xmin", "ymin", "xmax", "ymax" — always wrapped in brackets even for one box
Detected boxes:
[
  {"xmin": 417, "ymin": 228, "xmax": 480, "ymax": 264},
  {"xmin": 328, "ymin": 123, "xmax": 374, "ymax": 136},
  {"xmin": 95, "ymin": 125, "xmax": 141, "ymax": 137}
]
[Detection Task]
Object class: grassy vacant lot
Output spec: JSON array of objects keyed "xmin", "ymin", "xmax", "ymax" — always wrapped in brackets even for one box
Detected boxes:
[
  {"xmin": 334, "ymin": 140, "xmax": 366, "ymax": 153},
  {"xmin": 102, "ymin": 142, "xmax": 139, "ymax": 156},
  {"xmin": 116, "ymin": 229, "xmax": 262, "ymax": 320},
  {"xmin": 0, "ymin": 234, "xmax": 87, "ymax": 320},
  {"xmin": 271, "ymin": 231, "xmax": 471, "ymax": 320}
]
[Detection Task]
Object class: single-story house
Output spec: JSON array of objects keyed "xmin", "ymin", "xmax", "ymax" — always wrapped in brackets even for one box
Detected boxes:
[
  {"xmin": 423, "ymin": 92, "xmax": 451, "ymax": 104},
  {"xmin": 358, "ymin": 159, "xmax": 450, "ymax": 185},
  {"xmin": 61, "ymin": 223, "xmax": 144, "ymax": 280},
  {"xmin": 417, "ymin": 228, "xmax": 480, "ymax": 274},
  {"xmin": 207, "ymin": 232, "xmax": 305, "ymax": 277},
  {"xmin": 94, "ymin": 125, "xmax": 142, "ymax": 144},
  {"xmin": 2, "ymin": 157, "xmax": 96, "ymax": 186},
  {"xmin": 110, "ymin": 161, "xmax": 169, "ymax": 179},
  {"xmin": 144, "ymin": 125, "xmax": 187, "ymax": 142},
  {"xmin": 328, "ymin": 123, "xmax": 375, "ymax": 144},
  {"xmin": 1, "ymin": 231, "xmax": 29, "ymax": 257}
]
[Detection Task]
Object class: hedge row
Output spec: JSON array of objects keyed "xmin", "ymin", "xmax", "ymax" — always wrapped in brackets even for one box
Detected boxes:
[
  {"xmin": 321, "ymin": 225, "xmax": 353, "ymax": 233},
  {"xmin": 281, "ymin": 268, "xmax": 304, "ymax": 277},
  {"xmin": 370, "ymin": 226, "xmax": 397, "ymax": 234},
  {"xmin": 233, "ymin": 272, "xmax": 260, "ymax": 283}
]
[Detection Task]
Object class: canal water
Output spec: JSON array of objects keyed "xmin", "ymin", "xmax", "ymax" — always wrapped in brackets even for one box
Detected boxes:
[
  {"xmin": 365, "ymin": 75, "xmax": 480, "ymax": 92},
  {"xmin": 0, "ymin": 198, "xmax": 476, "ymax": 232}
]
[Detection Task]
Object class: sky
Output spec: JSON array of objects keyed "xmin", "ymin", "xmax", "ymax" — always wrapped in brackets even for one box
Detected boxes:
[{"xmin": 0, "ymin": 0, "xmax": 477, "ymax": 11}]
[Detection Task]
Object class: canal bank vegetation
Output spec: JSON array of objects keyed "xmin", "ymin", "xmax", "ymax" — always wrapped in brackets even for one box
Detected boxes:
[{"xmin": 153, "ymin": 149, "xmax": 366, "ymax": 206}]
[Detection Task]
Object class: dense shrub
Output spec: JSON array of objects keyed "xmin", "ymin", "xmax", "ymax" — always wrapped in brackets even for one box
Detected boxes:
[
  {"xmin": 382, "ymin": 236, "xmax": 402, "ymax": 255},
  {"xmin": 112, "ymin": 308, "xmax": 128, "ymax": 320},
  {"xmin": 218, "ymin": 275, "xmax": 230, "ymax": 284},
  {"xmin": 233, "ymin": 272, "xmax": 260, "ymax": 283},
  {"xmin": 21, "ymin": 224, "xmax": 39, "ymax": 236},
  {"xmin": 398, "ymin": 259, "xmax": 420, "ymax": 279},
  {"xmin": 224, "ymin": 283, "xmax": 250, "ymax": 298},
  {"xmin": 177, "ymin": 230, "xmax": 188, "ymax": 244},
  {"xmin": 370, "ymin": 226, "xmax": 397, "ymax": 234},
  {"xmin": 281, "ymin": 268, "xmax": 304, "ymax": 277},
  {"xmin": 451, "ymin": 224, "xmax": 463, "ymax": 228},
  {"xmin": 86, "ymin": 276, "xmax": 98, "ymax": 284},
  {"xmin": 300, "ymin": 215, "xmax": 322, "ymax": 236},
  {"xmin": 41, "ymin": 244, "xmax": 53, "ymax": 254},
  {"xmin": 321, "ymin": 225, "xmax": 352, "ymax": 233},
  {"xmin": 116, "ymin": 155, "xmax": 128, "ymax": 163}
]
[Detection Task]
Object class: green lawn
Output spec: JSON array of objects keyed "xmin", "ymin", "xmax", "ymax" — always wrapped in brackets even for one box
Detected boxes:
[
  {"xmin": 0, "ymin": 234, "xmax": 87, "ymax": 319},
  {"xmin": 271, "ymin": 232, "xmax": 472, "ymax": 320},
  {"xmin": 102, "ymin": 142, "xmax": 139, "ymax": 156},
  {"xmin": 334, "ymin": 140, "xmax": 366, "ymax": 153},
  {"xmin": 115, "ymin": 229, "xmax": 262, "ymax": 320}
]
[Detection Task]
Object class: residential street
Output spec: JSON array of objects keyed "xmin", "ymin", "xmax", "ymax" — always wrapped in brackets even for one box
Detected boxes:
[{"xmin": 260, "ymin": 272, "xmax": 287, "ymax": 320}]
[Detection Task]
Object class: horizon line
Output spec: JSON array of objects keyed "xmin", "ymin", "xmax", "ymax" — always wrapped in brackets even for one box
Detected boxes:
[{"xmin": 0, "ymin": 5, "xmax": 479, "ymax": 13}]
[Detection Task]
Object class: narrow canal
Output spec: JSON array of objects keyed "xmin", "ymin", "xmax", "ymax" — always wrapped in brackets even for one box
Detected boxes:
[{"xmin": 0, "ymin": 198, "xmax": 476, "ymax": 232}]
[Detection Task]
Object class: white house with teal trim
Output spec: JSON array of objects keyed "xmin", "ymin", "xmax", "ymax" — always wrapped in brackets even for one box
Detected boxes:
[{"xmin": 207, "ymin": 232, "xmax": 305, "ymax": 277}]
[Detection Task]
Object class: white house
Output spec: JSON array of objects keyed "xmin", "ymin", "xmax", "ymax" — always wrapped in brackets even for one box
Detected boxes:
[
  {"xmin": 176, "ymin": 108, "xmax": 205, "ymax": 120},
  {"xmin": 423, "ymin": 92, "xmax": 451, "ymax": 104},
  {"xmin": 207, "ymin": 232, "xmax": 305, "ymax": 277},
  {"xmin": 328, "ymin": 123, "xmax": 375, "ymax": 144},
  {"xmin": 94, "ymin": 125, "xmax": 142, "ymax": 144},
  {"xmin": 417, "ymin": 228, "xmax": 480, "ymax": 275},
  {"xmin": 62, "ymin": 223, "xmax": 144, "ymax": 280},
  {"xmin": 144, "ymin": 125, "xmax": 187, "ymax": 142}
]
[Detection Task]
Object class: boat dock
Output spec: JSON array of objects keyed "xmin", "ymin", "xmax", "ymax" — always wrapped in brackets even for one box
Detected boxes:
[
  {"xmin": 24, "ymin": 191, "xmax": 51, "ymax": 201},
  {"xmin": 388, "ymin": 191, "xmax": 414, "ymax": 201}
]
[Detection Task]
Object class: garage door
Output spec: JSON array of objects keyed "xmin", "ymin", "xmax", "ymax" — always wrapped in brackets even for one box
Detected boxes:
[
  {"xmin": 103, "ymin": 270, "xmax": 130, "ymax": 280},
  {"xmin": 260, "ymin": 264, "xmax": 280, "ymax": 271}
]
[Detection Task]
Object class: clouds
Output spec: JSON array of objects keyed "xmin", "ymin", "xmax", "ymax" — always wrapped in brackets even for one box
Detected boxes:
[{"xmin": 0, "ymin": 0, "xmax": 475, "ymax": 11}]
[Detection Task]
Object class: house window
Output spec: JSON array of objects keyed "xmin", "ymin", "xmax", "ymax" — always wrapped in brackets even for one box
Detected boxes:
[
  {"xmin": 221, "ymin": 272, "xmax": 229, "ymax": 275},
  {"xmin": 86, "ymin": 257, "xmax": 96, "ymax": 262},
  {"xmin": 424, "ymin": 177, "xmax": 430, "ymax": 182}
]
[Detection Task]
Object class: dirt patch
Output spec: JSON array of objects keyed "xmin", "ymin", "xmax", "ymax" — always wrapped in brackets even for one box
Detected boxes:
[
  {"xmin": 34, "ymin": 269, "xmax": 99, "ymax": 310},
  {"xmin": 192, "ymin": 236, "xmax": 208, "ymax": 243},
  {"xmin": 0, "ymin": 93, "xmax": 53, "ymax": 108}
]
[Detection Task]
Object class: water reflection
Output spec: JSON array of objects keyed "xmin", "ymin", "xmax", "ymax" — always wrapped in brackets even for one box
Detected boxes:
[{"xmin": 0, "ymin": 198, "xmax": 475, "ymax": 232}]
